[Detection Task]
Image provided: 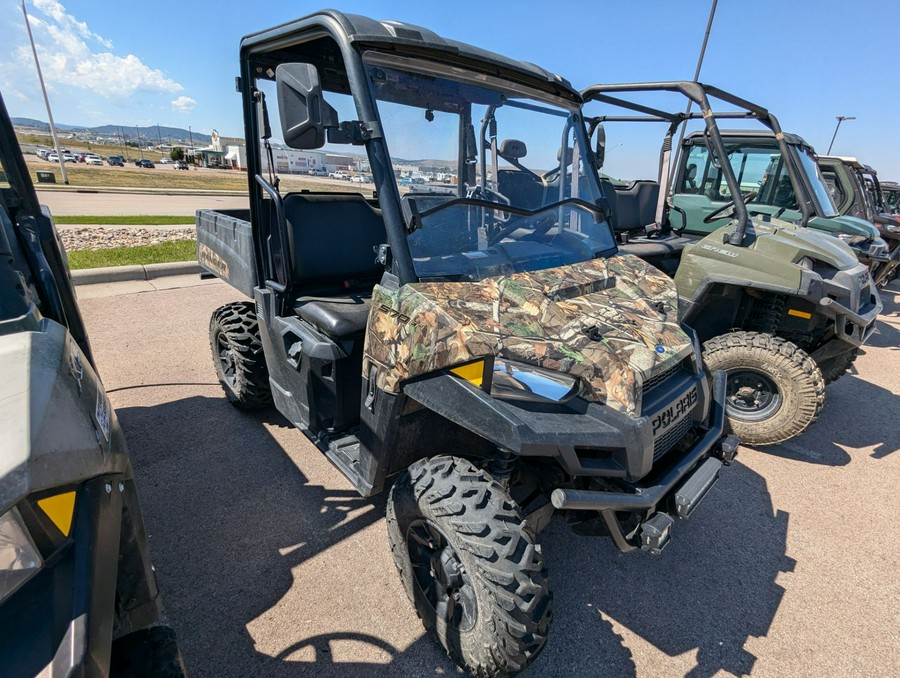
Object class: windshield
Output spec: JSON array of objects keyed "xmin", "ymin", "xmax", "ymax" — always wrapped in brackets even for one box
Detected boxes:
[
  {"xmin": 796, "ymin": 147, "xmax": 839, "ymax": 216},
  {"xmin": 884, "ymin": 187, "xmax": 900, "ymax": 214},
  {"xmin": 364, "ymin": 53, "xmax": 613, "ymax": 281}
]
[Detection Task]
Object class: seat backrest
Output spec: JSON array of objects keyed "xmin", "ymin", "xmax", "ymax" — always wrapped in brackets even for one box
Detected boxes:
[
  {"xmin": 602, "ymin": 180, "xmax": 659, "ymax": 232},
  {"xmin": 497, "ymin": 169, "xmax": 545, "ymax": 210},
  {"xmin": 283, "ymin": 193, "xmax": 387, "ymax": 289}
]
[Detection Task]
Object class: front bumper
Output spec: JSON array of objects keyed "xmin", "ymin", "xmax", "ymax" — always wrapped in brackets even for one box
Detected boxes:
[{"xmin": 549, "ymin": 371, "xmax": 735, "ymax": 553}]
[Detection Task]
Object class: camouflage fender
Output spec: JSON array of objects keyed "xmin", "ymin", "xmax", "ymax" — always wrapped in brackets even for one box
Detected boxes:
[{"xmin": 363, "ymin": 255, "xmax": 693, "ymax": 415}]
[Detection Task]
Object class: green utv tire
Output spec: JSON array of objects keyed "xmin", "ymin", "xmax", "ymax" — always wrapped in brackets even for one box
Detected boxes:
[
  {"xmin": 386, "ymin": 456, "xmax": 552, "ymax": 677},
  {"xmin": 703, "ymin": 331, "xmax": 825, "ymax": 446},
  {"xmin": 817, "ymin": 347, "xmax": 860, "ymax": 385},
  {"xmin": 210, "ymin": 301, "xmax": 273, "ymax": 410}
]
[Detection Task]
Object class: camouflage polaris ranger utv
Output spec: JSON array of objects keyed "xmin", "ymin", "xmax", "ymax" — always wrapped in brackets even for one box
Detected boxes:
[
  {"xmin": 581, "ymin": 82, "xmax": 882, "ymax": 446},
  {"xmin": 196, "ymin": 12, "xmax": 737, "ymax": 675},
  {"xmin": 0, "ymin": 92, "xmax": 184, "ymax": 675}
]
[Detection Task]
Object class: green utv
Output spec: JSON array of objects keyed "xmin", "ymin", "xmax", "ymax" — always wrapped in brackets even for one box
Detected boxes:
[
  {"xmin": 582, "ymin": 82, "xmax": 882, "ymax": 446},
  {"xmin": 817, "ymin": 156, "xmax": 900, "ymax": 288},
  {"xmin": 197, "ymin": 11, "xmax": 737, "ymax": 675},
  {"xmin": 0, "ymin": 93, "xmax": 184, "ymax": 675},
  {"xmin": 672, "ymin": 131, "xmax": 890, "ymax": 270}
]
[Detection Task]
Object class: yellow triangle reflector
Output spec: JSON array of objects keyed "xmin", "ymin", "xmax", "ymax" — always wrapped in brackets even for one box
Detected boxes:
[
  {"xmin": 451, "ymin": 361, "xmax": 484, "ymax": 387},
  {"xmin": 37, "ymin": 492, "xmax": 77, "ymax": 537}
]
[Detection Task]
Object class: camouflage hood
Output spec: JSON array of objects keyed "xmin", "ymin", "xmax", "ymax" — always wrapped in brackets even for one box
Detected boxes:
[{"xmin": 364, "ymin": 254, "xmax": 694, "ymax": 415}]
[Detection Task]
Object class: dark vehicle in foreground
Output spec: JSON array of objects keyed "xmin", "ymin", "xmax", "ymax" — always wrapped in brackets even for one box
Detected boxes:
[
  {"xmin": 583, "ymin": 82, "xmax": 881, "ymax": 445},
  {"xmin": 196, "ymin": 11, "xmax": 737, "ymax": 676},
  {"xmin": 0, "ymin": 92, "xmax": 184, "ymax": 676},
  {"xmin": 818, "ymin": 157, "xmax": 900, "ymax": 288},
  {"xmin": 107, "ymin": 154, "xmax": 125, "ymax": 167},
  {"xmin": 135, "ymin": 159, "xmax": 155, "ymax": 169}
]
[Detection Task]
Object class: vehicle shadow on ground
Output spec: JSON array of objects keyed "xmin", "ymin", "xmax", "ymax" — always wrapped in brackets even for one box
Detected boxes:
[{"xmin": 119, "ymin": 395, "xmax": 793, "ymax": 677}]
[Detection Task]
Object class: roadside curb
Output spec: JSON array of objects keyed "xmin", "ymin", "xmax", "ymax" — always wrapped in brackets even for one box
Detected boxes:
[
  {"xmin": 35, "ymin": 185, "xmax": 247, "ymax": 197},
  {"xmin": 72, "ymin": 260, "xmax": 203, "ymax": 285}
]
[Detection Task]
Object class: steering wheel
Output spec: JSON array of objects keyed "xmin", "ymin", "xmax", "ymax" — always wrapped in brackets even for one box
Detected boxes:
[
  {"xmin": 488, "ymin": 213, "xmax": 557, "ymax": 246},
  {"xmin": 466, "ymin": 184, "xmax": 511, "ymax": 209},
  {"xmin": 703, "ymin": 191, "xmax": 758, "ymax": 223}
]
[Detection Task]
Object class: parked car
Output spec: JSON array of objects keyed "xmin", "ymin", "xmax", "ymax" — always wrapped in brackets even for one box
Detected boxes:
[
  {"xmin": 329, "ymin": 170, "xmax": 350, "ymax": 180},
  {"xmin": 62, "ymin": 154, "xmax": 77, "ymax": 163},
  {"xmin": 85, "ymin": 154, "xmax": 103, "ymax": 166},
  {"xmin": 107, "ymin": 155, "xmax": 125, "ymax": 167},
  {"xmin": 309, "ymin": 166, "xmax": 327, "ymax": 176},
  {"xmin": 136, "ymin": 159, "xmax": 155, "ymax": 169},
  {"xmin": 350, "ymin": 174, "xmax": 372, "ymax": 183},
  {"xmin": 47, "ymin": 152, "xmax": 59, "ymax": 162},
  {"xmin": 158, "ymin": 157, "xmax": 173, "ymax": 164},
  {"xmin": 173, "ymin": 160, "xmax": 189, "ymax": 170}
]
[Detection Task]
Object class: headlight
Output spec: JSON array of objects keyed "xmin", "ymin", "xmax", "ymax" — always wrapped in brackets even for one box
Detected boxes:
[
  {"xmin": 0, "ymin": 508, "xmax": 43, "ymax": 603},
  {"xmin": 490, "ymin": 359, "xmax": 579, "ymax": 403},
  {"xmin": 451, "ymin": 358, "xmax": 581, "ymax": 403},
  {"xmin": 836, "ymin": 233, "xmax": 868, "ymax": 247}
]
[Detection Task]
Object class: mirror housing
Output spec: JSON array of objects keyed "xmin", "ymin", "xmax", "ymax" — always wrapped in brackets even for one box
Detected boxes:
[
  {"xmin": 275, "ymin": 63, "xmax": 337, "ymax": 149},
  {"xmin": 594, "ymin": 123, "xmax": 606, "ymax": 168}
]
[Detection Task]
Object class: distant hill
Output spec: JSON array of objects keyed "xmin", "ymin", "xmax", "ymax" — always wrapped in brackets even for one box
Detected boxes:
[{"xmin": 11, "ymin": 117, "xmax": 212, "ymax": 144}]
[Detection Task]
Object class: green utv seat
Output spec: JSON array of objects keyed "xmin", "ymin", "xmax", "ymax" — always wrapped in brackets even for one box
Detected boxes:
[{"xmin": 284, "ymin": 193, "xmax": 387, "ymax": 337}]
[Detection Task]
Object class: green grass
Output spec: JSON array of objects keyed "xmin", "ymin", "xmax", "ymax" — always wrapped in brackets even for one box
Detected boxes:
[
  {"xmin": 67, "ymin": 239, "xmax": 196, "ymax": 269},
  {"xmin": 55, "ymin": 215, "xmax": 195, "ymax": 225}
]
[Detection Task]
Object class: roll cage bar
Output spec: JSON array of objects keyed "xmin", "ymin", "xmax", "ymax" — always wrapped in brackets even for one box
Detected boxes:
[{"xmin": 580, "ymin": 81, "xmax": 815, "ymax": 246}]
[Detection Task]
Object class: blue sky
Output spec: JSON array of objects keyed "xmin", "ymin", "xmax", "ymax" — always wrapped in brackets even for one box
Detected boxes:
[{"xmin": 3, "ymin": 0, "xmax": 899, "ymax": 178}]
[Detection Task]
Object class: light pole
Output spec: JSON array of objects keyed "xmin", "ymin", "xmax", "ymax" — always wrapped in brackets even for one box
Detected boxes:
[
  {"xmin": 136, "ymin": 125, "xmax": 143, "ymax": 160},
  {"xmin": 21, "ymin": 0, "xmax": 68, "ymax": 184},
  {"xmin": 826, "ymin": 115, "xmax": 856, "ymax": 154}
]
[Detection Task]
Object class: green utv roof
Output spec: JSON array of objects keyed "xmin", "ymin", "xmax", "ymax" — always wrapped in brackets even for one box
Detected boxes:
[{"xmin": 239, "ymin": 10, "xmax": 580, "ymax": 105}]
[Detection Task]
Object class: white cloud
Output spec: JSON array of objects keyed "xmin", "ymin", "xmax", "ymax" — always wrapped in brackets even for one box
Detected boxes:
[
  {"xmin": 171, "ymin": 95, "xmax": 197, "ymax": 112},
  {"xmin": 8, "ymin": 1, "xmax": 184, "ymax": 99}
]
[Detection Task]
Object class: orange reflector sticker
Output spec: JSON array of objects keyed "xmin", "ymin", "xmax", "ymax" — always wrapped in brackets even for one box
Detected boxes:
[
  {"xmin": 37, "ymin": 492, "xmax": 76, "ymax": 537},
  {"xmin": 787, "ymin": 309, "xmax": 812, "ymax": 319},
  {"xmin": 450, "ymin": 361, "xmax": 484, "ymax": 387}
]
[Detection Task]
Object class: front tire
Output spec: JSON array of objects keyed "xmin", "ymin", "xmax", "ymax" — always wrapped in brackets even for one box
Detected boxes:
[
  {"xmin": 703, "ymin": 331, "xmax": 825, "ymax": 446},
  {"xmin": 209, "ymin": 301, "xmax": 272, "ymax": 409},
  {"xmin": 387, "ymin": 456, "xmax": 552, "ymax": 676}
]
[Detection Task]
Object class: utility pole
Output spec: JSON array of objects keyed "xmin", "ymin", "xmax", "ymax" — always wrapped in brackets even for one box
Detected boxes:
[
  {"xmin": 136, "ymin": 125, "xmax": 143, "ymax": 160},
  {"xmin": 21, "ymin": 0, "xmax": 68, "ymax": 184},
  {"xmin": 156, "ymin": 123, "xmax": 162, "ymax": 146},
  {"xmin": 675, "ymin": 0, "xmax": 719, "ymax": 152},
  {"xmin": 826, "ymin": 115, "xmax": 856, "ymax": 154}
]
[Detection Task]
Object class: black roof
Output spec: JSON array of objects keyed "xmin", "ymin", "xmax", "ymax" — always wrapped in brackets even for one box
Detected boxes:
[
  {"xmin": 241, "ymin": 10, "xmax": 579, "ymax": 104},
  {"xmin": 685, "ymin": 129, "xmax": 811, "ymax": 148}
]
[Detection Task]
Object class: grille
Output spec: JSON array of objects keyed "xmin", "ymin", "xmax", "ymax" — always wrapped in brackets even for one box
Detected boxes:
[
  {"xmin": 642, "ymin": 363, "xmax": 680, "ymax": 395},
  {"xmin": 653, "ymin": 415, "xmax": 693, "ymax": 462}
]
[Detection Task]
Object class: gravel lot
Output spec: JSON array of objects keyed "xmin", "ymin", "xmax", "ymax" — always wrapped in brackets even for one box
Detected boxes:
[
  {"xmin": 77, "ymin": 277, "xmax": 900, "ymax": 678},
  {"xmin": 59, "ymin": 226, "xmax": 195, "ymax": 251}
]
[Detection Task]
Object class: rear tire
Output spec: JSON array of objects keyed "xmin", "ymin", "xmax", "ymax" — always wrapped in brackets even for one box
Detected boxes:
[
  {"xmin": 703, "ymin": 331, "xmax": 825, "ymax": 446},
  {"xmin": 209, "ymin": 301, "xmax": 272, "ymax": 409},
  {"xmin": 387, "ymin": 456, "xmax": 552, "ymax": 676},
  {"xmin": 817, "ymin": 347, "xmax": 860, "ymax": 385}
]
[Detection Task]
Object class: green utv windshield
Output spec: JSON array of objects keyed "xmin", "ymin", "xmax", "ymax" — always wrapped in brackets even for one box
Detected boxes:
[
  {"xmin": 795, "ymin": 147, "xmax": 839, "ymax": 216},
  {"xmin": 363, "ymin": 53, "xmax": 615, "ymax": 282}
]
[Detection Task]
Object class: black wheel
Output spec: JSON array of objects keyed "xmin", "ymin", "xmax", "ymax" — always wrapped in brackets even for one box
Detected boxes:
[
  {"xmin": 109, "ymin": 626, "xmax": 186, "ymax": 677},
  {"xmin": 209, "ymin": 301, "xmax": 272, "ymax": 409},
  {"xmin": 703, "ymin": 331, "xmax": 825, "ymax": 446},
  {"xmin": 387, "ymin": 456, "xmax": 552, "ymax": 676},
  {"xmin": 817, "ymin": 347, "xmax": 860, "ymax": 385}
]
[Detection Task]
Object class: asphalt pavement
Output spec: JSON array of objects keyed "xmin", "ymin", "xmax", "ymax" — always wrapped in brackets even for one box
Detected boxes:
[{"xmin": 78, "ymin": 279, "xmax": 900, "ymax": 677}]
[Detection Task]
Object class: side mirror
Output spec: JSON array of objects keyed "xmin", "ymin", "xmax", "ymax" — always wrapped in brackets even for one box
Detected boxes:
[
  {"xmin": 594, "ymin": 123, "xmax": 606, "ymax": 168},
  {"xmin": 275, "ymin": 63, "xmax": 337, "ymax": 149}
]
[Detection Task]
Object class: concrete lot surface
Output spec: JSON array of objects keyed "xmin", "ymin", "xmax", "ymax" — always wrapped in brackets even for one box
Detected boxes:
[{"xmin": 79, "ymin": 280, "xmax": 900, "ymax": 677}]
